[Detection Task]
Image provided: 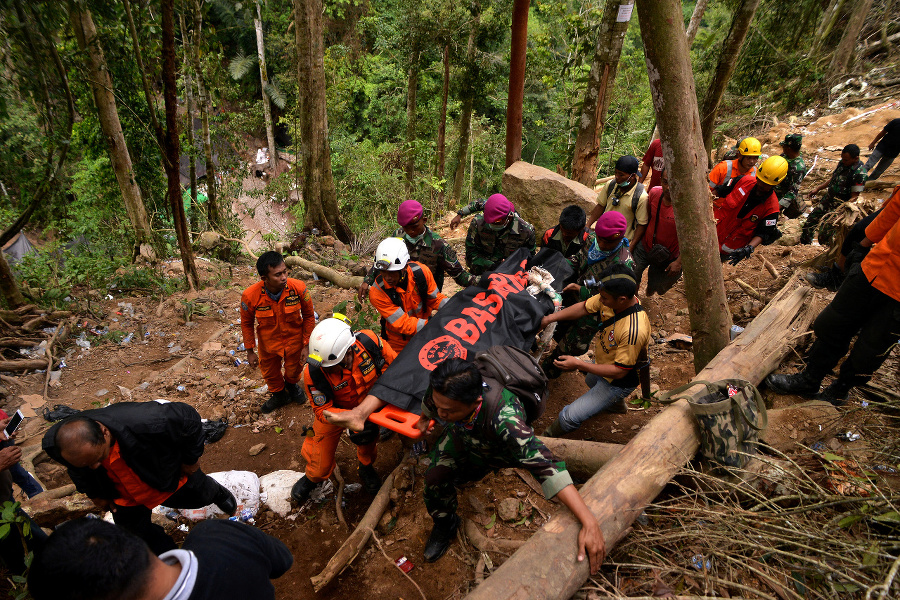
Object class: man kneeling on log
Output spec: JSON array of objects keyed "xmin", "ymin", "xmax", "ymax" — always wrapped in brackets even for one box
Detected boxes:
[{"xmin": 414, "ymin": 358, "xmax": 605, "ymax": 570}]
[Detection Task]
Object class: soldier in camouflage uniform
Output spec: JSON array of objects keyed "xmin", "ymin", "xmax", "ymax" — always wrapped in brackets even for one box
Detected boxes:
[
  {"xmin": 416, "ymin": 358, "xmax": 605, "ymax": 569},
  {"xmin": 802, "ymin": 144, "xmax": 867, "ymax": 245},
  {"xmin": 358, "ymin": 200, "xmax": 474, "ymax": 302},
  {"xmin": 775, "ymin": 134, "xmax": 807, "ymax": 219},
  {"xmin": 542, "ymin": 212, "xmax": 634, "ymax": 378},
  {"xmin": 464, "ymin": 194, "xmax": 535, "ymax": 276}
]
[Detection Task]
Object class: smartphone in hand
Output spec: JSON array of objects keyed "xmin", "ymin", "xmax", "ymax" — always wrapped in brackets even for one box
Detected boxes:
[{"xmin": 3, "ymin": 410, "xmax": 24, "ymax": 440}]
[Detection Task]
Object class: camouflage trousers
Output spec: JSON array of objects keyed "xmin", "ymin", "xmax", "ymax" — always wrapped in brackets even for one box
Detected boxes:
[
  {"xmin": 423, "ymin": 427, "xmax": 504, "ymax": 520},
  {"xmin": 801, "ymin": 196, "xmax": 838, "ymax": 246}
]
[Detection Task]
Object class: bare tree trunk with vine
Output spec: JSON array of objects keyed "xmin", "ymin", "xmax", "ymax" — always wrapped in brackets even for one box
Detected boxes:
[
  {"xmin": 255, "ymin": 1, "xmax": 277, "ymax": 170},
  {"xmin": 192, "ymin": 0, "xmax": 220, "ymax": 229},
  {"xmin": 827, "ymin": 0, "xmax": 874, "ymax": 81},
  {"xmin": 180, "ymin": 12, "xmax": 198, "ymax": 227},
  {"xmin": 436, "ymin": 44, "xmax": 450, "ymax": 209},
  {"xmin": 451, "ymin": 15, "xmax": 479, "ymax": 203}
]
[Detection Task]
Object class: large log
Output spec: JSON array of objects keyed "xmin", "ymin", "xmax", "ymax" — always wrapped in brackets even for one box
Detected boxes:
[
  {"xmin": 284, "ymin": 256, "xmax": 362, "ymax": 289},
  {"xmin": 465, "ymin": 279, "xmax": 817, "ymax": 600}
]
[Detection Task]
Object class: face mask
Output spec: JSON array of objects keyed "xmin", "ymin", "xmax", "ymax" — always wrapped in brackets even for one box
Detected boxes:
[
  {"xmin": 617, "ymin": 175, "xmax": 634, "ymax": 189},
  {"xmin": 487, "ymin": 222, "xmax": 506, "ymax": 231},
  {"xmin": 404, "ymin": 232, "xmax": 424, "ymax": 245}
]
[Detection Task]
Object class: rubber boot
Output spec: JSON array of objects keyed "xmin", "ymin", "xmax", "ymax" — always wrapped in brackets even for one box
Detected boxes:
[
  {"xmin": 359, "ymin": 462, "xmax": 382, "ymax": 495},
  {"xmin": 423, "ymin": 514, "xmax": 460, "ymax": 562},
  {"xmin": 261, "ymin": 389, "xmax": 291, "ymax": 413},
  {"xmin": 541, "ymin": 418, "xmax": 566, "ymax": 438},
  {"xmin": 290, "ymin": 476, "xmax": 319, "ymax": 505},
  {"xmin": 805, "ymin": 265, "xmax": 843, "ymax": 292},
  {"xmin": 285, "ymin": 381, "xmax": 305, "ymax": 404},
  {"xmin": 765, "ymin": 370, "xmax": 822, "ymax": 397}
]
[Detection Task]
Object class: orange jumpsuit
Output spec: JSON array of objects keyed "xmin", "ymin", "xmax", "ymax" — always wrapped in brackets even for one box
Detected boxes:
[
  {"xmin": 240, "ymin": 278, "xmax": 315, "ymax": 393},
  {"xmin": 301, "ymin": 331, "xmax": 397, "ymax": 482},
  {"xmin": 369, "ymin": 262, "xmax": 447, "ymax": 353}
]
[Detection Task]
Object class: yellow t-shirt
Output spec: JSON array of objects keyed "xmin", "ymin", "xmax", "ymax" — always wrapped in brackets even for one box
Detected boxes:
[
  {"xmin": 584, "ymin": 295, "xmax": 651, "ymax": 387},
  {"xmin": 596, "ymin": 183, "xmax": 650, "ymax": 240}
]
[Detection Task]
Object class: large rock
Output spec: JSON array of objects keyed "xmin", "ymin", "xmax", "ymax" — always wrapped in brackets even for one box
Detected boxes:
[
  {"xmin": 260, "ymin": 470, "xmax": 304, "ymax": 517},
  {"xmin": 502, "ymin": 161, "xmax": 597, "ymax": 233},
  {"xmin": 21, "ymin": 492, "xmax": 96, "ymax": 527}
]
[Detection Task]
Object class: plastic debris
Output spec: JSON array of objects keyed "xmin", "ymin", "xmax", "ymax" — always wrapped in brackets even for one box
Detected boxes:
[
  {"xmin": 690, "ymin": 555, "xmax": 711, "ymax": 571},
  {"xmin": 838, "ymin": 431, "xmax": 861, "ymax": 442},
  {"xmin": 730, "ymin": 325, "xmax": 745, "ymax": 340}
]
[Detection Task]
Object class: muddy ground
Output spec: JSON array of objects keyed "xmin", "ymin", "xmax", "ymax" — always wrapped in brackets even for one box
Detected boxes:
[{"xmin": 5, "ymin": 100, "xmax": 900, "ymax": 599}]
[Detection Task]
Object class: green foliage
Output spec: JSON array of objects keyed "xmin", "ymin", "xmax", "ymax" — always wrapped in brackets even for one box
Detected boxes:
[
  {"xmin": 0, "ymin": 500, "xmax": 33, "ymax": 599},
  {"xmin": 332, "ymin": 299, "xmax": 381, "ymax": 333},
  {"xmin": 331, "ymin": 136, "xmax": 407, "ymax": 231}
]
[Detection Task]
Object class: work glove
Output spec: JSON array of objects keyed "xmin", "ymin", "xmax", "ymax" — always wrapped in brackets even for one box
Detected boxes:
[{"xmin": 727, "ymin": 245, "xmax": 754, "ymax": 265}]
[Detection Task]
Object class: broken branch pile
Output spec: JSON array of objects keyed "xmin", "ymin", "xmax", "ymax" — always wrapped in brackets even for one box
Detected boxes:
[{"xmin": 0, "ymin": 305, "xmax": 71, "ymax": 373}]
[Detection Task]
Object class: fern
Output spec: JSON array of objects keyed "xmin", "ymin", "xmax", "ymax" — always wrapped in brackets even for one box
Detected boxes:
[
  {"xmin": 264, "ymin": 81, "xmax": 286, "ymax": 109},
  {"xmin": 228, "ymin": 52, "xmax": 256, "ymax": 80}
]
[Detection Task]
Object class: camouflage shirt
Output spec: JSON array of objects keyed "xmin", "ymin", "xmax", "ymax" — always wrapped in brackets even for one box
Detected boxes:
[
  {"xmin": 775, "ymin": 154, "xmax": 806, "ymax": 203},
  {"xmin": 826, "ymin": 159, "xmax": 867, "ymax": 201},
  {"xmin": 423, "ymin": 387, "xmax": 573, "ymax": 498},
  {"xmin": 465, "ymin": 215, "xmax": 536, "ymax": 275},
  {"xmin": 364, "ymin": 227, "xmax": 475, "ymax": 290},
  {"xmin": 456, "ymin": 198, "xmax": 487, "ymax": 218},
  {"xmin": 572, "ymin": 241, "xmax": 635, "ymax": 299}
]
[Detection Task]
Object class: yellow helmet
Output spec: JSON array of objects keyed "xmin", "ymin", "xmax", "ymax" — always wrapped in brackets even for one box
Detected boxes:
[
  {"xmin": 756, "ymin": 155, "xmax": 789, "ymax": 186},
  {"xmin": 738, "ymin": 137, "xmax": 762, "ymax": 157}
]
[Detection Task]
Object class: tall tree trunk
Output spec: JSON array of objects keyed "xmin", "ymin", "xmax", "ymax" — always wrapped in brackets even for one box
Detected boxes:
[
  {"xmin": 827, "ymin": 0, "xmax": 875, "ymax": 80},
  {"xmin": 70, "ymin": 4, "xmax": 154, "ymax": 257},
  {"xmin": 570, "ymin": 0, "xmax": 634, "ymax": 186},
  {"xmin": 505, "ymin": 0, "xmax": 529, "ymax": 168},
  {"xmin": 684, "ymin": 0, "xmax": 709, "ymax": 45},
  {"xmin": 0, "ymin": 251, "xmax": 25, "ymax": 309},
  {"xmin": 180, "ymin": 12, "xmax": 198, "ymax": 226},
  {"xmin": 451, "ymin": 18, "xmax": 479, "ymax": 203},
  {"xmin": 436, "ymin": 44, "xmax": 450, "ymax": 209},
  {"xmin": 122, "ymin": 0, "xmax": 163, "ymax": 142},
  {"xmin": 810, "ymin": 0, "xmax": 847, "ymax": 57},
  {"xmin": 161, "ymin": 0, "xmax": 199, "ymax": 290},
  {"xmin": 637, "ymin": 0, "xmax": 731, "ymax": 371},
  {"xmin": 880, "ymin": 0, "xmax": 895, "ymax": 54},
  {"xmin": 255, "ymin": 1, "xmax": 277, "ymax": 170},
  {"xmin": 294, "ymin": 0, "xmax": 352, "ymax": 242},
  {"xmin": 192, "ymin": 0, "xmax": 219, "ymax": 229},
  {"xmin": 698, "ymin": 0, "xmax": 762, "ymax": 160},
  {"xmin": 404, "ymin": 46, "xmax": 420, "ymax": 194}
]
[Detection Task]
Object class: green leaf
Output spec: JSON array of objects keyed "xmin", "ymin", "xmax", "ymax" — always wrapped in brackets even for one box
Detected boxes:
[
  {"xmin": 513, "ymin": 516, "xmax": 528, "ymax": 526},
  {"xmin": 274, "ymin": 426, "xmax": 284, "ymax": 434},
  {"xmin": 872, "ymin": 511, "xmax": 900, "ymax": 523},
  {"xmin": 0, "ymin": 523, "xmax": 10, "ymax": 540},
  {"xmin": 838, "ymin": 515, "xmax": 864, "ymax": 528},
  {"xmin": 485, "ymin": 514, "xmax": 496, "ymax": 529},
  {"xmin": 822, "ymin": 453, "xmax": 845, "ymax": 462}
]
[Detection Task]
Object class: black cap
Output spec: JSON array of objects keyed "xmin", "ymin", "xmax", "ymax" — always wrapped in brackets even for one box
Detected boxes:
[{"xmin": 615, "ymin": 155, "xmax": 639, "ymax": 175}]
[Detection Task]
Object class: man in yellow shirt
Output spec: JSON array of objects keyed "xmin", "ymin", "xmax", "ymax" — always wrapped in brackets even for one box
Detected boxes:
[
  {"xmin": 539, "ymin": 264, "xmax": 651, "ymax": 435},
  {"xmin": 586, "ymin": 156, "xmax": 649, "ymax": 247}
]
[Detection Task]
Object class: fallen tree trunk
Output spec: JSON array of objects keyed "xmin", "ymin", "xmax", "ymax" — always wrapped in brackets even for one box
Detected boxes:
[
  {"xmin": 284, "ymin": 256, "xmax": 362, "ymax": 289},
  {"xmin": 465, "ymin": 279, "xmax": 817, "ymax": 600},
  {"xmin": 537, "ymin": 437, "xmax": 622, "ymax": 480},
  {"xmin": 0, "ymin": 359, "xmax": 59, "ymax": 371},
  {"xmin": 311, "ymin": 463, "xmax": 400, "ymax": 591}
]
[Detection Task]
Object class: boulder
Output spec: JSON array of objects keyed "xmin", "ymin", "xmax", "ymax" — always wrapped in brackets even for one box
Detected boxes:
[
  {"xmin": 777, "ymin": 218, "xmax": 803, "ymax": 246},
  {"xmin": 502, "ymin": 161, "xmax": 597, "ymax": 233},
  {"xmin": 22, "ymin": 492, "xmax": 96, "ymax": 527},
  {"xmin": 497, "ymin": 497, "xmax": 520, "ymax": 522},
  {"xmin": 198, "ymin": 231, "xmax": 223, "ymax": 250}
]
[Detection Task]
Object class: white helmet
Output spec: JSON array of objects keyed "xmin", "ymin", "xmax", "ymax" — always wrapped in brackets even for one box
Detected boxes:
[
  {"xmin": 308, "ymin": 317, "xmax": 355, "ymax": 367},
  {"xmin": 373, "ymin": 237, "xmax": 409, "ymax": 271}
]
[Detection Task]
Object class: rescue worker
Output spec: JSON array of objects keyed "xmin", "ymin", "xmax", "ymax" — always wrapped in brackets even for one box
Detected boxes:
[
  {"xmin": 540, "ymin": 205, "xmax": 593, "ymax": 279},
  {"xmin": 358, "ymin": 200, "xmax": 475, "ymax": 302},
  {"xmin": 865, "ymin": 117, "xmax": 900, "ymax": 181},
  {"xmin": 369, "ymin": 237, "xmax": 448, "ymax": 354},
  {"xmin": 291, "ymin": 318, "xmax": 397, "ymax": 504},
  {"xmin": 586, "ymin": 155, "xmax": 649, "ymax": 246},
  {"xmin": 448, "ymin": 195, "xmax": 523, "ymax": 230},
  {"xmin": 775, "ymin": 134, "xmax": 807, "ymax": 218},
  {"xmin": 632, "ymin": 171, "xmax": 683, "ymax": 296},
  {"xmin": 542, "ymin": 212, "xmax": 635, "ymax": 380},
  {"xmin": 766, "ymin": 184, "xmax": 900, "ymax": 406},
  {"xmin": 708, "ymin": 137, "xmax": 761, "ymax": 198},
  {"xmin": 464, "ymin": 194, "xmax": 536, "ymax": 276},
  {"xmin": 540, "ymin": 264, "xmax": 651, "ymax": 435},
  {"xmin": 416, "ymin": 358, "xmax": 606, "ymax": 570},
  {"xmin": 715, "ymin": 155, "xmax": 788, "ymax": 265},
  {"xmin": 803, "ymin": 144, "xmax": 867, "ymax": 245},
  {"xmin": 240, "ymin": 251, "xmax": 316, "ymax": 413}
]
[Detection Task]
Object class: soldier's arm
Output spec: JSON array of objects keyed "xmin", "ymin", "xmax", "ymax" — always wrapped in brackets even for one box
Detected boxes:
[
  {"xmin": 456, "ymin": 198, "xmax": 486, "ymax": 218},
  {"xmin": 465, "ymin": 224, "xmax": 494, "ymax": 274},
  {"xmin": 438, "ymin": 239, "xmax": 476, "ymax": 287}
]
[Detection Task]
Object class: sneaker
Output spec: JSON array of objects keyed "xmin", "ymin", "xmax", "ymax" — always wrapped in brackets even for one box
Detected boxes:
[
  {"xmin": 290, "ymin": 476, "xmax": 319, "ymax": 505},
  {"xmin": 261, "ymin": 389, "xmax": 291, "ymax": 413},
  {"xmin": 285, "ymin": 382, "xmax": 305, "ymax": 405},
  {"xmin": 359, "ymin": 462, "xmax": 382, "ymax": 495},
  {"xmin": 816, "ymin": 380, "xmax": 852, "ymax": 406},
  {"xmin": 214, "ymin": 485, "xmax": 238, "ymax": 516},
  {"xmin": 423, "ymin": 514, "xmax": 460, "ymax": 562},
  {"xmin": 765, "ymin": 371, "xmax": 822, "ymax": 397}
]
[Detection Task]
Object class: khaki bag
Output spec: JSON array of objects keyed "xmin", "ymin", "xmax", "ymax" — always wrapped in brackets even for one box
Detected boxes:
[{"xmin": 660, "ymin": 379, "xmax": 767, "ymax": 469}]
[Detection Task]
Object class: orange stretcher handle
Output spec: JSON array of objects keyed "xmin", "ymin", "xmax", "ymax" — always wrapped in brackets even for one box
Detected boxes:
[{"xmin": 328, "ymin": 405, "xmax": 433, "ymax": 440}]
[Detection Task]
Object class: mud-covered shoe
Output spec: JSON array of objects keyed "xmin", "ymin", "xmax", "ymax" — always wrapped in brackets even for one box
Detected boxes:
[
  {"xmin": 359, "ymin": 462, "xmax": 382, "ymax": 495},
  {"xmin": 609, "ymin": 398, "xmax": 629, "ymax": 414},
  {"xmin": 423, "ymin": 514, "xmax": 460, "ymax": 562},
  {"xmin": 285, "ymin": 381, "xmax": 305, "ymax": 405},
  {"xmin": 765, "ymin": 371, "xmax": 822, "ymax": 397},
  {"xmin": 290, "ymin": 476, "xmax": 319, "ymax": 505},
  {"xmin": 805, "ymin": 266, "xmax": 843, "ymax": 292},
  {"xmin": 261, "ymin": 389, "xmax": 291, "ymax": 413}
]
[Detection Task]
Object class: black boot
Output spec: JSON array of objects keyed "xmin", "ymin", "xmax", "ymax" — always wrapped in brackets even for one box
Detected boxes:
[
  {"xmin": 359, "ymin": 462, "xmax": 382, "ymax": 495},
  {"xmin": 261, "ymin": 389, "xmax": 291, "ymax": 413},
  {"xmin": 765, "ymin": 370, "xmax": 822, "ymax": 397},
  {"xmin": 817, "ymin": 379, "xmax": 852, "ymax": 406},
  {"xmin": 214, "ymin": 485, "xmax": 238, "ymax": 516},
  {"xmin": 805, "ymin": 265, "xmax": 843, "ymax": 292},
  {"xmin": 290, "ymin": 476, "xmax": 319, "ymax": 505},
  {"xmin": 423, "ymin": 514, "xmax": 460, "ymax": 562},
  {"xmin": 285, "ymin": 382, "xmax": 305, "ymax": 404}
]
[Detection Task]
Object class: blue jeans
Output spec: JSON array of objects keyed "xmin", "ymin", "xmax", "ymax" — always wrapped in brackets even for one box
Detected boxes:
[{"xmin": 557, "ymin": 373, "xmax": 634, "ymax": 433}]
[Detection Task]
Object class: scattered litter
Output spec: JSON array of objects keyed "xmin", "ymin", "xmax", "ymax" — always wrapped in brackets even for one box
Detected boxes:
[
  {"xmin": 343, "ymin": 483, "xmax": 362, "ymax": 495},
  {"xmin": 310, "ymin": 480, "xmax": 334, "ymax": 503},
  {"xmin": 811, "ymin": 441, "xmax": 827, "ymax": 452},
  {"xmin": 730, "ymin": 325, "xmax": 744, "ymax": 340},
  {"xmin": 874, "ymin": 465, "xmax": 897, "ymax": 474},
  {"xmin": 176, "ymin": 385, "xmax": 186, "ymax": 392},
  {"xmin": 861, "ymin": 401, "xmax": 869, "ymax": 408},
  {"xmin": 395, "ymin": 556, "xmax": 414, "ymax": 574},
  {"xmin": 837, "ymin": 431, "xmax": 861, "ymax": 442},
  {"xmin": 202, "ymin": 419, "xmax": 228, "ymax": 444},
  {"xmin": 690, "ymin": 554, "xmax": 711, "ymax": 571},
  {"xmin": 43, "ymin": 404, "xmax": 81, "ymax": 422},
  {"xmin": 95, "ymin": 389, "xmax": 109, "ymax": 397},
  {"xmin": 177, "ymin": 524, "xmax": 190, "ymax": 532}
]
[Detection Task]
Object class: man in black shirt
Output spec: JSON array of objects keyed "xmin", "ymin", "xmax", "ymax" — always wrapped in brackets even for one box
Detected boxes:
[
  {"xmin": 29, "ymin": 517, "xmax": 293, "ymax": 600},
  {"xmin": 866, "ymin": 118, "xmax": 900, "ymax": 181}
]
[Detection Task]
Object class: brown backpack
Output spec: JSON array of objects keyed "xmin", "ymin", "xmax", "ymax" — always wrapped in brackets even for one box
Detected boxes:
[{"xmin": 475, "ymin": 346, "xmax": 548, "ymax": 426}]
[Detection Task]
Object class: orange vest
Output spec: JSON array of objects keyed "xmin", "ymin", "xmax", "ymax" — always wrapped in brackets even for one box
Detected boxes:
[
  {"xmin": 369, "ymin": 262, "xmax": 446, "ymax": 351},
  {"xmin": 863, "ymin": 185, "xmax": 900, "ymax": 302},
  {"xmin": 102, "ymin": 441, "xmax": 187, "ymax": 508},
  {"xmin": 709, "ymin": 159, "xmax": 757, "ymax": 188}
]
